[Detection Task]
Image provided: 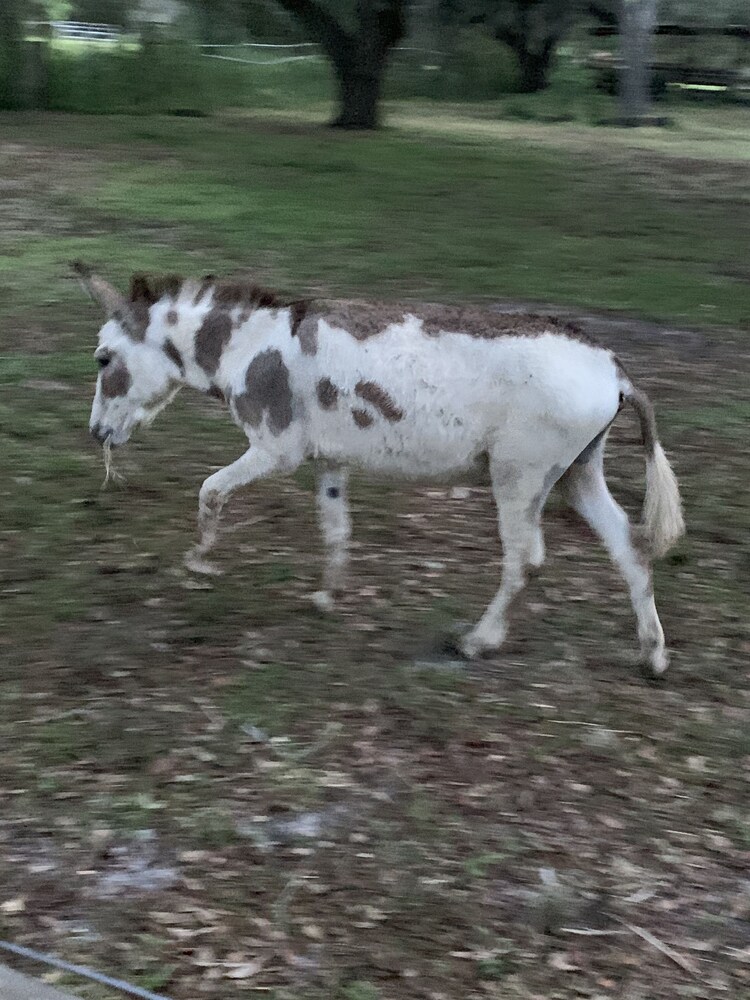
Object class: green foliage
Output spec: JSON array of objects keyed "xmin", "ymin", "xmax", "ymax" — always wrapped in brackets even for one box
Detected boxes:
[
  {"xmin": 46, "ymin": 38, "xmax": 255, "ymax": 114},
  {"xmin": 387, "ymin": 29, "xmax": 519, "ymax": 101},
  {"xmin": 661, "ymin": 0, "xmax": 750, "ymax": 26},
  {"xmin": 190, "ymin": 0, "xmax": 306, "ymax": 43},
  {"xmin": 70, "ymin": 0, "xmax": 131, "ymax": 25},
  {"xmin": 41, "ymin": 1, "xmax": 74, "ymax": 17},
  {"xmin": 455, "ymin": 0, "xmax": 586, "ymax": 92}
]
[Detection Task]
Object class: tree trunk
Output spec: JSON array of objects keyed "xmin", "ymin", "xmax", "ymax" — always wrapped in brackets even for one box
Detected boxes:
[
  {"xmin": 516, "ymin": 46, "xmax": 555, "ymax": 93},
  {"xmin": 0, "ymin": 0, "xmax": 24, "ymax": 110},
  {"xmin": 619, "ymin": 0, "xmax": 657, "ymax": 123},
  {"xmin": 272, "ymin": 0, "xmax": 403, "ymax": 131},
  {"xmin": 331, "ymin": 61, "xmax": 383, "ymax": 129}
]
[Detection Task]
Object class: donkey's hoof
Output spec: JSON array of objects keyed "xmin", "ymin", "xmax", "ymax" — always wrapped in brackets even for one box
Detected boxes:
[
  {"xmin": 459, "ymin": 630, "xmax": 500, "ymax": 660},
  {"xmin": 310, "ymin": 590, "xmax": 336, "ymax": 613},
  {"xmin": 184, "ymin": 551, "xmax": 223, "ymax": 576},
  {"xmin": 647, "ymin": 647, "xmax": 669, "ymax": 678}
]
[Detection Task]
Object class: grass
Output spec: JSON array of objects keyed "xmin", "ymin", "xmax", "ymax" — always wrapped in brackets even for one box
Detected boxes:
[
  {"xmin": 0, "ymin": 105, "xmax": 748, "ymax": 1000},
  {"xmin": 0, "ymin": 105, "xmax": 748, "ymax": 335}
]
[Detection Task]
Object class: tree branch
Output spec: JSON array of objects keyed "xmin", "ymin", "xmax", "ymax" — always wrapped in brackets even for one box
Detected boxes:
[{"xmin": 272, "ymin": 0, "xmax": 353, "ymax": 62}]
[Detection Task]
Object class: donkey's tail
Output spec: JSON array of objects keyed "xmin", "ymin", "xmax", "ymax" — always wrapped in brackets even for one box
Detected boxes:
[{"xmin": 622, "ymin": 385, "xmax": 685, "ymax": 558}]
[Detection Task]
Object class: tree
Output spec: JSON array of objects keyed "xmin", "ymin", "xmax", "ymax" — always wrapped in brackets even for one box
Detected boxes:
[
  {"xmin": 467, "ymin": 0, "xmax": 583, "ymax": 94},
  {"xmin": 68, "ymin": 0, "xmax": 132, "ymax": 24},
  {"xmin": 619, "ymin": 0, "xmax": 657, "ymax": 122},
  {"xmin": 190, "ymin": 0, "xmax": 304, "ymax": 44},
  {"xmin": 0, "ymin": 0, "xmax": 23, "ymax": 110},
  {"xmin": 272, "ymin": 0, "xmax": 407, "ymax": 128}
]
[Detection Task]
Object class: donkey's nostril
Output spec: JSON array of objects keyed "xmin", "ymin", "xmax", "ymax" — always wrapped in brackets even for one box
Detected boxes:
[{"xmin": 91, "ymin": 424, "xmax": 109, "ymax": 444}]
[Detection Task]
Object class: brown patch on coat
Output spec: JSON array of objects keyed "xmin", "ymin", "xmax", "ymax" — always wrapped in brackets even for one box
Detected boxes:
[
  {"xmin": 162, "ymin": 337, "xmax": 185, "ymax": 376},
  {"xmin": 294, "ymin": 314, "xmax": 318, "ymax": 356},
  {"xmin": 101, "ymin": 361, "xmax": 131, "ymax": 399},
  {"xmin": 289, "ymin": 300, "xmax": 309, "ymax": 336},
  {"xmin": 194, "ymin": 275, "xmax": 216, "ymax": 305},
  {"xmin": 352, "ymin": 408, "xmax": 374, "ymax": 429},
  {"xmin": 314, "ymin": 300, "xmax": 597, "ymax": 347},
  {"xmin": 166, "ymin": 308, "xmax": 179, "ymax": 326},
  {"xmin": 355, "ymin": 380, "xmax": 404, "ymax": 422},
  {"xmin": 195, "ymin": 310, "xmax": 232, "ymax": 377},
  {"xmin": 289, "ymin": 300, "xmax": 315, "ymax": 353},
  {"xmin": 316, "ymin": 377, "xmax": 339, "ymax": 410},
  {"xmin": 234, "ymin": 349, "xmax": 293, "ymax": 435}
]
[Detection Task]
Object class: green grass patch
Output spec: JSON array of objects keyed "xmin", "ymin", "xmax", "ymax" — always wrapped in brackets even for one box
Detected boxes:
[{"xmin": 3, "ymin": 111, "xmax": 741, "ymax": 329}]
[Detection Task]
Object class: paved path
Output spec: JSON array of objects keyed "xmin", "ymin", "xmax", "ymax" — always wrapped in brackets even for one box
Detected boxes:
[{"xmin": 0, "ymin": 963, "xmax": 80, "ymax": 1000}]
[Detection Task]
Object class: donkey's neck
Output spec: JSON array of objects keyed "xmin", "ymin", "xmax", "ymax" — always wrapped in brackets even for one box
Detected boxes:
[{"xmin": 148, "ymin": 299, "xmax": 292, "ymax": 397}]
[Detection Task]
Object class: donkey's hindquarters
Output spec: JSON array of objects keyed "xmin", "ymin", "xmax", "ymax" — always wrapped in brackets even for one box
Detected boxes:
[{"xmin": 462, "ymin": 380, "xmax": 684, "ymax": 676}]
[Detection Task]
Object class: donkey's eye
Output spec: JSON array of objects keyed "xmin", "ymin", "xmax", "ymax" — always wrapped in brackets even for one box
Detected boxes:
[{"xmin": 97, "ymin": 354, "xmax": 111, "ymax": 369}]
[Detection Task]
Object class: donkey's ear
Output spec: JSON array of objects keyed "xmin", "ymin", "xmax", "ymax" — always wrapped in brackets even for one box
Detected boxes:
[{"xmin": 71, "ymin": 261, "xmax": 128, "ymax": 319}]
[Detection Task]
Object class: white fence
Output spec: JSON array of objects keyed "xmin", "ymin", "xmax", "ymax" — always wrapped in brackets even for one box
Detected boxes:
[
  {"xmin": 199, "ymin": 42, "xmax": 444, "ymax": 67},
  {"xmin": 26, "ymin": 21, "xmax": 122, "ymax": 42},
  {"xmin": 200, "ymin": 42, "xmax": 321, "ymax": 66}
]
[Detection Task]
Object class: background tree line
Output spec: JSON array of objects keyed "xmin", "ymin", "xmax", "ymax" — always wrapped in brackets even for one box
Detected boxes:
[{"xmin": 1, "ymin": 0, "xmax": 748, "ymax": 126}]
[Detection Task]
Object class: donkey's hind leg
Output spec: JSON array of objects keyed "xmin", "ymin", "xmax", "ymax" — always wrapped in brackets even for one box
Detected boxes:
[
  {"xmin": 461, "ymin": 462, "xmax": 557, "ymax": 659},
  {"xmin": 562, "ymin": 449, "xmax": 667, "ymax": 675},
  {"xmin": 311, "ymin": 466, "xmax": 351, "ymax": 612}
]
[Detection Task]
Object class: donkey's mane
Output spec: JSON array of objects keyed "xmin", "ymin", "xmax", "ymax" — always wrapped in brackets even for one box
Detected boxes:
[
  {"xmin": 128, "ymin": 272, "xmax": 302, "ymax": 313},
  {"xmin": 126, "ymin": 273, "xmax": 594, "ymax": 349}
]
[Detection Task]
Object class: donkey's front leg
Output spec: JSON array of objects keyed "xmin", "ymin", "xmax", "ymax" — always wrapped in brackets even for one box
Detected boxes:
[
  {"xmin": 311, "ymin": 466, "xmax": 351, "ymax": 611},
  {"xmin": 185, "ymin": 448, "xmax": 284, "ymax": 575}
]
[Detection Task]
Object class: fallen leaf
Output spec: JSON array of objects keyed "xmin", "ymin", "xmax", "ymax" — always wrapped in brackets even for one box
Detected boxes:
[
  {"xmin": 1, "ymin": 897, "xmax": 26, "ymax": 914},
  {"xmin": 225, "ymin": 959, "xmax": 265, "ymax": 979},
  {"xmin": 548, "ymin": 952, "xmax": 580, "ymax": 972}
]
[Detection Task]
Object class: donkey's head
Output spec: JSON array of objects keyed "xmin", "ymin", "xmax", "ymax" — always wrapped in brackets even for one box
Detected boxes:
[{"xmin": 74, "ymin": 263, "xmax": 182, "ymax": 447}]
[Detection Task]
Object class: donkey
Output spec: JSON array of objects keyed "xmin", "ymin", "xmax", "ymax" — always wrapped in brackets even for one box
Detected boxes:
[{"xmin": 76, "ymin": 263, "xmax": 685, "ymax": 674}]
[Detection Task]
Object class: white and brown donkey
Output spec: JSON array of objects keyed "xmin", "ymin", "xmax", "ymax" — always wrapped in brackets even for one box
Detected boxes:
[{"xmin": 76, "ymin": 263, "xmax": 684, "ymax": 674}]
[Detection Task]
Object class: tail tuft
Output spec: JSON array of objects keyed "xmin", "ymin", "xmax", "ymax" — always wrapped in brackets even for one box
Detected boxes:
[
  {"xmin": 644, "ymin": 443, "xmax": 685, "ymax": 558},
  {"xmin": 625, "ymin": 387, "xmax": 685, "ymax": 558}
]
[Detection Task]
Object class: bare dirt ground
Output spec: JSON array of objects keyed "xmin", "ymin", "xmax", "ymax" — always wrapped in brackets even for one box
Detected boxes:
[{"xmin": 0, "ymin": 126, "xmax": 748, "ymax": 1000}]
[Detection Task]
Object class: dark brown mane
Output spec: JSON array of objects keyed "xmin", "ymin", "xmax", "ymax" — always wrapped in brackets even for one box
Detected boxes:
[
  {"xmin": 128, "ymin": 272, "xmax": 295, "ymax": 312},
  {"xmin": 211, "ymin": 279, "xmax": 284, "ymax": 310},
  {"xmin": 129, "ymin": 273, "xmax": 184, "ymax": 305}
]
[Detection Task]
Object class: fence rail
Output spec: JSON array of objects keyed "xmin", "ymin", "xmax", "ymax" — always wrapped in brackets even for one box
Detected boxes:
[
  {"xmin": 47, "ymin": 21, "xmax": 122, "ymax": 42},
  {"xmin": 198, "ymin": 41, "xmax": 444, "ymax": 67},
  {"xmin": 591, "ymin": 23, "xmax": 750, "ymax": 40}
]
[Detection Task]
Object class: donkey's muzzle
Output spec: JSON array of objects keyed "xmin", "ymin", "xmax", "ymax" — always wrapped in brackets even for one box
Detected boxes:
[{"xmin": 90, "ymin": 423, "xmax": 110, "ymax": 445}]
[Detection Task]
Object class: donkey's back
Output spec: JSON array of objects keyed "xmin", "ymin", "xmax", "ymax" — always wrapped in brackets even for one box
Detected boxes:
[{"xmin": 307, "ymin": 303, "xmax": 624, "ymax": 479}]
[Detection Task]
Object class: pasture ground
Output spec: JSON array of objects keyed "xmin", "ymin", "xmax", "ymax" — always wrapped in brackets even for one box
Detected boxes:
[{"xmin": 0, "ymin": 106, "xmax": 748, "ymax": 999}]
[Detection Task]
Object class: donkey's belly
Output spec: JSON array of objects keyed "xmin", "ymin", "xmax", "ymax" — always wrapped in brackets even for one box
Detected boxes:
[{"xmin": 312, "ymin": 384, "xmax": 615, "ymax": 481}]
